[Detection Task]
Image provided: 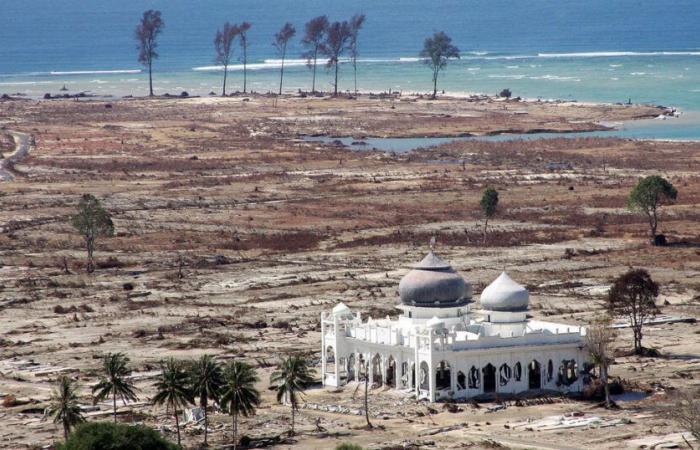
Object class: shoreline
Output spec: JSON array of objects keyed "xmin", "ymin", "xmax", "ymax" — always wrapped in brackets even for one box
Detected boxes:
[{"xmin": 1, "ymin": 91, "xmax": 693, "ymax": 143}]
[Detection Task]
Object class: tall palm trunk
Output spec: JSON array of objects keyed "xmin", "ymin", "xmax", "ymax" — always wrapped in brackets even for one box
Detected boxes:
[
  {"xmin": 148, "ymin": 60, "xmax": 154, "ymax": 97},
  {"xmin": 278, "ymin": 44, "xmax": 287, "ymax": 96},
  {"xmin": 232, "ymin": 409, "xmax": 238, "ymax": 449},
  {"xmin": 222, "ymin": 64, "xmax": 228, "ymax": 96},
  {"xmin": 483, "ymin": 217, "xmax": 489, "ymax": 244},
  {"xmin": 64, "ymin": 421, "xmax": 70, "ymax": 441},
  {"xmin": 311, "ymin": 50, "xmax": 318, "ymax": 93},
  {"xmin": 173, "ymin": 402, "xmax": 181, "ymax": 446},
  {"xmin": 353, "ymin": 61, "xmax": 358, "ymax": 95},
  {"xmin": 203, "ymin": 398, "xmax": 209, "ymax": 445},
  {"xmin": 112, "ymin": 389, "xmax": 117, "ymax": 423},
  {"xmin": 364, "ymin": 362, "xmax": 372, "ymax": 428},
  {"xmin": 291, "ymin": 403, "xmax": 295, "ymax": 435},
  {"xmin": 242, "ymin": 41, "xmax": 248, "ymax": 93},
  {"xmin": 333, "ymin": 60, "xmax": 339, "ymax": 96},
  {"xmin": 432, "ymin": 71, "xmax": 438, "ymax": 99}
]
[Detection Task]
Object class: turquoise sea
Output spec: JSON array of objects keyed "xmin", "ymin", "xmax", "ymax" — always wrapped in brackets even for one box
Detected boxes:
[{"xmin": 1, "ymin": 0, "xmax": 699, "ymax": 139}]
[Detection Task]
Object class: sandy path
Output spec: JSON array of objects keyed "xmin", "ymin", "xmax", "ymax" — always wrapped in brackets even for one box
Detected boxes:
[{"xmin": 0, "ymin": 131, "xmax": 31, "ymax": 181}]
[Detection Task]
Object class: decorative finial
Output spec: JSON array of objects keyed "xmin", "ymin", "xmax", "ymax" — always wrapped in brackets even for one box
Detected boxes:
[{"xmin": 429, "ymin": 236, "xmax": 436, "ymax": 251}]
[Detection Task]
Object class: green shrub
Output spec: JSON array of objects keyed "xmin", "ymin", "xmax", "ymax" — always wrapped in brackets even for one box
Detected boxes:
[
  {"xmin": 335, "ymin": 444, "xmax": 364, "ymax": 450},
  {"xmin": 56, "ymin": 421, "xmax": 179, "ymax": 450}
]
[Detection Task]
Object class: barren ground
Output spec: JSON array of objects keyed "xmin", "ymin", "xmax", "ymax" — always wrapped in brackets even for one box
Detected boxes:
[{"xmin": 0, "ymin": 94, "xmax": 698, "ymax": 449}]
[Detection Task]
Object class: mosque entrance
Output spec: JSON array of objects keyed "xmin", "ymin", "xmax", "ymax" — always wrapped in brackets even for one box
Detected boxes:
[
  {"xmin": 347, "ymin": 354, "xmax": 356, "ymax": 381},
  {"xmin": 529, "ymin": 360, "xmax": 542, "ymax": 389},
  {"xmin": 482, "ymin": 363, "xmax": 496, "ymax": 393},
  {"xmin": 386, "ymin": 356, "xmax": 396, "ymax": 387}
]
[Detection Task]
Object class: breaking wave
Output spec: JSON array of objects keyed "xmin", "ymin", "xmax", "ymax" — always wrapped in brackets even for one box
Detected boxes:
[{"xmin": 49, "ymin": 69, "xmax": 142, "ymax": 75}]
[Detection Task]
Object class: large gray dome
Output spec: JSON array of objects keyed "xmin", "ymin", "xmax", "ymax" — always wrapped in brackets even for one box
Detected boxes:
[
  {"xmin": 480, "ymin": 272, "xmax": 529, "ymax": 312},
  {"xmin": 398, "ymin": 252, "xmax": 471, "ymax": 308}
]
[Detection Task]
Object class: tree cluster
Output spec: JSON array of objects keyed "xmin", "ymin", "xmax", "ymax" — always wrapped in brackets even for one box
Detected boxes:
[{"xmin": 50, "ymin": 353, "xmax": 315, "ymax": 448}]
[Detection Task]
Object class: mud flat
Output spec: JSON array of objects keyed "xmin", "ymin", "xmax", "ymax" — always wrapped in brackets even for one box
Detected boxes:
[{"xmin": 0, "ymin": 95, "xmax": 698, "ymax": 449}]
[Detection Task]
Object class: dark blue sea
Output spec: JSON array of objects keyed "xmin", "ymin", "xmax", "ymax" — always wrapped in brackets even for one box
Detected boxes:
[{"xmin": 1, "ymin": 0, "xmax": 699, "ymax": 138}]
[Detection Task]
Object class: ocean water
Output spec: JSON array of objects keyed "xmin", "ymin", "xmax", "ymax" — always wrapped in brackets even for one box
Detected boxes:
[{"xmin": 1, "ymin": 0, "xmax": 699, "ymax": 138}]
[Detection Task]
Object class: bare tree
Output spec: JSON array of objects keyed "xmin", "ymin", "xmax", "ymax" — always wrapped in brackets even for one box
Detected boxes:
[
  {"xmin": 419, "ymin": 31, "xmax": 460, "ymax": 99},
  {"xmin": 666, "ymin": 389, "xmax": 700, "ymax": 446},
  {"xmin": 321, "ymin": 21, "xmax": 352, "ymax": 96},
  {"xmin": 607, "ymin": 269, "xmax": 659, "ymax": 355},
  {"xmin": 215, "ymin": 22, "xmax": 239, "ymax": 96},
  {"xmin": 348, "ymin": 14, "xmax": 366, "ymax": 95},
  {"xmin": 274, "ymin": 23, "xmax": 296, "ymax": 96},
  {"xmin": 238, "ymin": 22, "xmax": 252, "ymax": 93},
  {"xmin": 135, "ymin": 10, "xmax": 164, "ymax": 97},
  {"xmin": 301, "ymin": 15, "xmax": 329, "ymax": 93},
  {"xmin": 363, "ymin": 360, "xmax": 372, "ymax": 429},
  {"xmin": 585, "ymin": 317, "xmax": 616, "ymax": 407}
]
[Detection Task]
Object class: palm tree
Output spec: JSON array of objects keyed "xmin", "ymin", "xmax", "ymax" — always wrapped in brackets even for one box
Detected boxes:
[
  {"xmin": 92, "ymin": 352, "xmax": 139, "ymax": 423},
  {"xmin": 48, "ymin": 376, "xmax": 85, "ymax": 441},
  {"xmin": 220, "ymin": 360, "xmax": 261, "ymax": 448},
  {"xmin": 152, "ymin": 358, "xmax": 193, "ymax": 446},
  {"xmin": 269, "ymin": 355, "xmax": 316, "ymax": 436},
  {"xmin": 190, "ymin": 355, "xmax": 223, "ymax": 446}
]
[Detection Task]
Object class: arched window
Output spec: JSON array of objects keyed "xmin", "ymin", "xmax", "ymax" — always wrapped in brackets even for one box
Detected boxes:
[
  {"xmin": 371, "ymin": 354, "xmax": 382, "ymax": 384},
  {"xmin": 457, "ymin": 371, "xmax": 466, "ymax": 390},
  {"xmin": 547, "ymin": 359, "xmax": 554, "ymax": 382},
  {"xmin": 514, "ymin": 362, "xmax": 522, "ymax": 381},
  {"xmin": 419, "ymin": 361, "xmax": 430, "ymax": 390},
  {"xmin": 436, "ymin": 361, "xmax": 451, "ymax": 391},
  {"xmin": 499, "ymin": 363, "xmax": 512, "ymax": 386},
  {"xmin": 558, "ymin": 359, "xmax": 578, "ymax": 386},
  {"xmin": 347, "ymin": 354, "xmax": 356, "ymax": 381},
  {"xmin": 528, "ymin": 360, "xmax": 541, "ymax": 389},
  {"xmin": 468, "ymin": 366, "xmax": 480, "ymax": 389}
]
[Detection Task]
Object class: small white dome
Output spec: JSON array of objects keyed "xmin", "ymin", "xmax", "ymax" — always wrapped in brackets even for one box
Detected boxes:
[
  {"xmin": 332, "ymin": 303, "xmax": 352, "ymax": 317},
  {"xmin": 426, "ymin": 316, "xmax": 446, "ymax": 329},
  {"xmin": 480, "ymin": 272, "xmax": 529, "ymax": 312}
]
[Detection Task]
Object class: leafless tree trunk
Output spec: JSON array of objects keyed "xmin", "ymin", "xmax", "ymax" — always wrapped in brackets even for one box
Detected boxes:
[{"xmin": 364, "ymin": 361, "xmax": 372, "ymax": 428}]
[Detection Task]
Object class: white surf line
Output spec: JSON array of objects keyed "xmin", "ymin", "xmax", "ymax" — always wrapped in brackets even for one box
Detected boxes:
[{"xmin": 0, "ymin": 131, "xmax": 32, "ymax": 181}]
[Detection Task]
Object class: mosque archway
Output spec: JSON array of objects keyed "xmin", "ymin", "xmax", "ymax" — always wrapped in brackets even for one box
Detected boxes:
[
  {"xmin": 386, "ymin": 356, "xmax": 396, "ymax": 387},
  {"xmin": 528, "ymin": 360, "xmax": 541, "ymax": 389},
  {"xmin": 468, "ymin": 366, "xmax": 480, "ymax": 389},
  {"xmin": 411, "ymin": 363, "xmax": 416, "ymax": 389},
  {"xmin": 457, "ymin": 371, "xmax": 466, "ymax": 391},
  {"xmin": 499, "ymin": 363, "xmax": 512, "ymax": 386},
  {"xmin": 558, "ymin": 359, "xmax": 578, "ymax": 386},
  {"xmin": 371, "ymin": 354, "xmax": 382, "ymax": 385},
  {"xmin": 514, "ymin": 362, "xmax": 522, "ymax": 382},
  {"xmin": 482, "ymin": 363, "xmax": 496, "ymax": 393},
  {"xmin": 347, "ymin": 354, "xmax": 356, "ymax": 381},
  {"xmin": 325, "ymin": 346, "xmax": 335, "ymax": 373},
  {"xmin": 419, "ymin": 361, "xmax": 430, "ymax": 390},
  {"xmin": 547, "ymin": 359, "xmax": 554, "ymax": 383},
  {"xmin": 436, "ymin": 361, "xmax": 451, "ymax": 391}
]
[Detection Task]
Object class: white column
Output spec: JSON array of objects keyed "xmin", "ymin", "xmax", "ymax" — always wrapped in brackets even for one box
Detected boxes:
[
  {"xmin": 333, "ymin": 316, "xmax": 339, "ymax": 384},
  {"xmin": 428, "ymin": 331, "xmax": 436, "ymax": 401},
  {"xmin": 321, "ymin": 315, "xmax": 326, "ymax": 384}
]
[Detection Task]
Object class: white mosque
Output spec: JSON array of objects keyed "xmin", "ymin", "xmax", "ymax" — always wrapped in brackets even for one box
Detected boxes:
[{"xmin": 321, "ymin": 251, "xmax": 588, "ymax": 401}]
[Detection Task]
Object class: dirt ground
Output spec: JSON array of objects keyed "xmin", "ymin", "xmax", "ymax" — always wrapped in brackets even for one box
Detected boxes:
[{"xmin": 0, "ymin": 94, "xmax": 698, "ymax": 449}]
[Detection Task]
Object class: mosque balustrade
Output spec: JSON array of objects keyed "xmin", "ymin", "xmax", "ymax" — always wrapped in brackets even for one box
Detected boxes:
[
  {"xmin": 346, "ymin": 323, "xmax": 413, "ymax": 347},
  {"xmin": 431, "ymin": 328, "xmax": 584, "ymax": 351}
]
